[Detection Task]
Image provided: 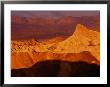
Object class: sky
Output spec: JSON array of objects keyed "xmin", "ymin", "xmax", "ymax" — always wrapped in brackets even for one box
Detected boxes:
[{"xmin": 11, "ymin": 11, "xmax": 100, "ymax": 18}]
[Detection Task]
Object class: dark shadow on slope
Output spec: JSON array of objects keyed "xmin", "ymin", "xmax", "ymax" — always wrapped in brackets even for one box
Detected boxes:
[{"xmin": 11, "ymin": 60, "xmax": 100, "ymax": 77}]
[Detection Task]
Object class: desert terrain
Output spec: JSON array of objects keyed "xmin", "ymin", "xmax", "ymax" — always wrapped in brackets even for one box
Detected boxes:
[{"xmin": 11, "ymin": 13, "xmax": 100, "ymax": 77}]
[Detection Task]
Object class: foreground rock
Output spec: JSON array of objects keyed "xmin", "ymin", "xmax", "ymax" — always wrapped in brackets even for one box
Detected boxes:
[{"xmin": 11, "ymin": 60, "xmax": 100, "ymax": 77}]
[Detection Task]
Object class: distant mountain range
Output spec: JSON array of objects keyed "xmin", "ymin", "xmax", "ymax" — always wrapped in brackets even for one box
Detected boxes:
[{"xmin": 11, "ymin": 15, "xmax": 100, "ymax": 40}]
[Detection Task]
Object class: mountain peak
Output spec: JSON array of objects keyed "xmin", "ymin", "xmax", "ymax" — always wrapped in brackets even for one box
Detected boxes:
[{"xmin": 74, "ymin": 24, "xmax": 88, "ymax": 33}]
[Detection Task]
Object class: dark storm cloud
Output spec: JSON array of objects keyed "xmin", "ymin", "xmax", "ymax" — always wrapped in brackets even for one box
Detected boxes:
[{"xmin": 11, "ymin": 11, "xmax": 100, "ymax": 18}]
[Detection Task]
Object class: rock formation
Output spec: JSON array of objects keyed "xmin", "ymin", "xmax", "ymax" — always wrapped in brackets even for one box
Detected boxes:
[
  {"xmin": 11, "ymin": 24, "xmax": 100, "ymax": 69},
  {"xmin": 54, "ymin": 24, "xmax": 100, "ymax": 61}
]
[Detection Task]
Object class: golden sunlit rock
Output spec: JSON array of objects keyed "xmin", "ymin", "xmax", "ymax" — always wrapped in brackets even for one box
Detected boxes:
[{"xmin": 11, "ymin": 24, "xmax": 100, "ymax": 69}]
